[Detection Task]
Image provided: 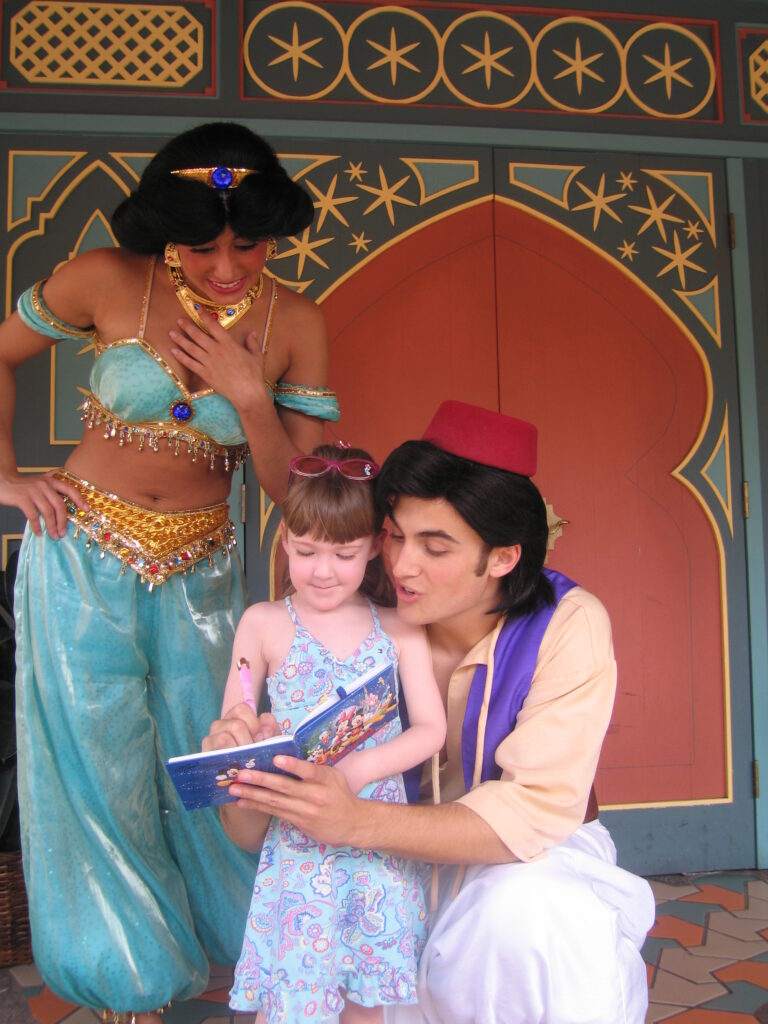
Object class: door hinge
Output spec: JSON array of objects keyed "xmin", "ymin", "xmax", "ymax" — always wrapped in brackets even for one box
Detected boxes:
[
  {"xmin": 754, "ymin": 759, "xmax": 760, "ymax": 798},
  {"xmin": 743, "ymin": 480, "xmax": 750, "ymax": 519},
  {"xmin": 728, "ymin": 212, "xmax": 736, "ymax": 249},
  {"xmin": 241, "ymin": 482, "xmax": 247, "ymax": 524}
]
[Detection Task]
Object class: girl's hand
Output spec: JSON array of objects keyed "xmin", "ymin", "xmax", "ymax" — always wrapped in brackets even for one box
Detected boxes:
[
  {"xmin": 169, "ymin": 316, "xmax": 273, "ymax": 412},
  {"xmin": 0, "ymin": 470, "xmax": 88, "ymax": 539},
  {"xmin": 203, "ymin": 704, "xmax": 281, "ymax": 752}
]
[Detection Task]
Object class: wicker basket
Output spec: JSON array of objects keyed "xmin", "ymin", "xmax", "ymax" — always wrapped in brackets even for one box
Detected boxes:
[{"xmin": 0, "ymin": 850, "xmax": 32, "ymax": 966}]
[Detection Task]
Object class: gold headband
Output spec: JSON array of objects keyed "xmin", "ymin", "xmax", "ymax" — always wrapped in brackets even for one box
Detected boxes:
[{"xmin": 171, "ymin": 166, "xmax": 258, "ymax": 190}]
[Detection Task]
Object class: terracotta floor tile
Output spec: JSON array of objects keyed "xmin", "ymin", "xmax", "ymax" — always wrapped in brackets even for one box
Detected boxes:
[
  {"xmin": 652, "ymin": 915, "xmax": 706, "ymax": 947},
  {"xmin": 683, "ymin": 886, "xmax": 747, "ymax": 912},
  {"xmin": 649, "ymin": 968, "xmax": 727, "ymax": 1007},
  {"xmin": 715, "ymin": 961, "xmax": 768, "ymax": 989},
  {"xmin": 27, "ymin": 989, "xmax": 80, "ymax": 1024}
]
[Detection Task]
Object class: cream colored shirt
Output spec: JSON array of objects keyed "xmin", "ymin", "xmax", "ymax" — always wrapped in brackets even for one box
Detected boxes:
[{"xmin": 438, "ymin": 586, "xmax": 616, "ymax": 862}]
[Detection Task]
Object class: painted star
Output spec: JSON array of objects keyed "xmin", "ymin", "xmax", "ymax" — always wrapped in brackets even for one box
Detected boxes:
[
  {"xmin": 276, "ymin": 227, "xmax": 334, "ymax": 278},
  {"xmin": 628, "ymin": 186, "xmax": 683, "ymax": 242},
  {"xmin": 653, "ymin": 230, "xmax": 706, "ymax": 288},
  {"xmin": 345, "ymin": 161, "xmax": 366, "ymax": 183},
  {"xmin": 367, "ymin": 27, "xmax": 420, "ymax": 86},
  {"xmin": 349, "ymin": 232, "xmax": 372, "ymax": 254},
  {"xmin": 617, "ymin": 171, "xmax": 637, "ymax": 192},
  {"xmin": 618, "ymin": 239, "xmax": 638, "ymax": 262},
  {"xmin": 304, "ymin": 174, "xmax": 358, "ymax": 230},
  {"xmin": 644, "ymin": 42, "xmax": 693, "ymax": 100},
  {"xmin": 553, "ymin": 37, "xmax": 605, "ymax": 95},
  {"xmin": 268, "ymin": 22, "xmax": 323, "ymax": 81},
  {"xmin": 358, "ymin": 165, "xmax": 416, "ymax": 225},
  {"xmin": 462, "ymin": 31, "xmax": 514, "ymax": 90},
  {"xmin": 685, "ymin": 219, "xmax": 703, "ymax": 240},
  {"xmin": 572, "ymin": 173, "xmax": 625, "ymax": 231}
]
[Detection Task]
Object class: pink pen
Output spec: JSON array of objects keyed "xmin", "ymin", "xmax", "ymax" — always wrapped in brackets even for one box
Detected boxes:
[{"xmin": 237, "ymin": 657, "xmax": 256, "ymax": 712}]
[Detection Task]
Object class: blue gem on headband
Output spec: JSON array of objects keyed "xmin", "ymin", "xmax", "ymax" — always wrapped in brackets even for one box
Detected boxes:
[{"xmin": 211, "ymin": 166, "xmax": 233, "ymax": 189}]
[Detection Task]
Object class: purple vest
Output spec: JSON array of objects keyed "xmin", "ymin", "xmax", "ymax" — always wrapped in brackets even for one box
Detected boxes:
[
  {"xmin": 461, "ymin": 568, "xmax": 577, "ymax": 790},
  {"xmin": 400, "ymin": 568, "xmax": 577, "ymax": 803}
]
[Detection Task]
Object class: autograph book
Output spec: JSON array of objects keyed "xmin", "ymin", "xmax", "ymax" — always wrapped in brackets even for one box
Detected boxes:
[{"xmin": 166, "ymin": 662, "xmax": 399, "ymax": 810}]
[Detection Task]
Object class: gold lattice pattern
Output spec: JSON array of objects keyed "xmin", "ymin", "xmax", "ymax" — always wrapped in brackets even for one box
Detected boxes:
[
  {"xmin": 10, "ymin": 2, "xmax": 204, "ymax": 87},
  {"xmin": 749, "ymin": 40, "xmax": 768, "ymax": 114}
]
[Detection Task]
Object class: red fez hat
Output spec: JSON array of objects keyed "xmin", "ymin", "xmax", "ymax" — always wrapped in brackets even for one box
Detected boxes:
[{"xmin": 422, "ymin": 400, "xmax": 537, "ymax": 476}]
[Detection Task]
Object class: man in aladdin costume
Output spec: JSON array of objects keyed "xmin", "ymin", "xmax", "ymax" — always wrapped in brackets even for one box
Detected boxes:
[{"xmin": 206, "ymin": 399, "xmax": 656, "ymax": 1023}]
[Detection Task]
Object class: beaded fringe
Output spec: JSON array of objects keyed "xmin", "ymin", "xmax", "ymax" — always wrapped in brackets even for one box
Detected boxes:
[{"xmin": 79, "ymin": 392, "xmax": 248, "ymax": 473}]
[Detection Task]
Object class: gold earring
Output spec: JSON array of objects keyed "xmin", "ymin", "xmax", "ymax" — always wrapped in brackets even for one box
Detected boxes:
[
  {"xmin": 164, "ymin": 242, "xmax": 181, "ymax": 267},
  {"xmin": 265, "ymin": 237, "xmax": 277, "ymax": 260}
]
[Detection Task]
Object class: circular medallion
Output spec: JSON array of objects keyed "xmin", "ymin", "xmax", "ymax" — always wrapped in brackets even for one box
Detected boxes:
[{"xmin": 171, "ymin": 400, "xmax": 194, "ymax": 422}]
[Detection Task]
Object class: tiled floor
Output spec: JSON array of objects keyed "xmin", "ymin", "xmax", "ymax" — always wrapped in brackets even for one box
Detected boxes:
[{"xmin": 4, "ymin": 871, "xmax": 768, "ymax": 1023}]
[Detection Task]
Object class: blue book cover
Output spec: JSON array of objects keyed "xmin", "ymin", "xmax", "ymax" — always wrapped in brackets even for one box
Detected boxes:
[{"xmin": 166, "ymin": 662, "xmax": 399, "ymax": 810}]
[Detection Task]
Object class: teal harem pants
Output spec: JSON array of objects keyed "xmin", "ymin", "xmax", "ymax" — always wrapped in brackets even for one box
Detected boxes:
[{"xmin": 13, "ymin": 522, "xmax": 258, "ymax": 1012}]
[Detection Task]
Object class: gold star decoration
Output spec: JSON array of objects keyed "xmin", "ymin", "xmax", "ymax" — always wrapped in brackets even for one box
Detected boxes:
[
  {"xmin": 643, "ymin": 42, "xmax": 693, "ymax": 100},
  {"xmin": 618, "ymin": 239, "xmax": 638, "ymax": 261},
  {"xmin": 617, "ymin": 171, "xmax": 637, "ymax": 191},
  {"xmin": 345, "ymin": 161, "xmax": 366, "ymax": 183},
  {"xmin": 628, "ymin": 186, "xmax": 683, "ymax": 243},
  {"xmin": 304, "ymin": 174, "xmax": 358, "ymax": 231},
  {"xmin": 571, "ymin": 173, "xmax": 625, "ymax": 231},
  {"xmin": 358, "ymin": 165, "xmax": 416, "ymax": 225},
  {"xmin": 367, "ymin": 27, "xmax": 421, "ymax": 86},
  {"xmin": 268, "ymin": 22, "xmax": 323, "ymax": 82},
  {"xmin": 652, "ymin": 229, "xmax": 706, "ymax": 288},
  {"xmin": 276, "ymin": 227, "xmax": 334, "ymax": 278},
  {"xmin": 553, "ymin": 37, "xmax": 605, "ymax": 95},
  {"xmin": 462, "ymin": 31, "xmax": 514, "ymax": 90},
  {"xmin": 349, "ymin": 232, "xmax": 372, "ymax": 254},
  {"xmin": 685, "ymin": 219, "xmax": 703, "ymax": 240}
]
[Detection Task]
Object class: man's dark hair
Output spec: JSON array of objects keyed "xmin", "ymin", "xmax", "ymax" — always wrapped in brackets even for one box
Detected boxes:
[
  {"xmin": 375, "ymin": 440, "xmax": 554, "ymax": 617},
  {"xmin": 111, "ymin": 121, "xmax": 313, "ymax": 253}
]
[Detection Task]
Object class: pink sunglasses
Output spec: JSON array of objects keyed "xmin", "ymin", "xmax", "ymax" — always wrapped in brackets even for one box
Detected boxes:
[{"xmin": 289, "ymin": 454, "xmax": 379, "ymax": 480}]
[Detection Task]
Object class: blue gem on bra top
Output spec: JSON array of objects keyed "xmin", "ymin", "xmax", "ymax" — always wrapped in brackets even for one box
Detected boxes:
[{"xmin": 171, "ymin": 400, "xmax": 194, "ymax": 422}]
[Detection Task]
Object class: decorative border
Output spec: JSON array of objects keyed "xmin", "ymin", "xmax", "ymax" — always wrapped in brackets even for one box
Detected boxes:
[{"xmin": 241, "ymin": 1, "xmax": 723, "ymax": 122}]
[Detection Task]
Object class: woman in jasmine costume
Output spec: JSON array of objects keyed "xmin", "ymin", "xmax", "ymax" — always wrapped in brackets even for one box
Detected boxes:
[{"xmin": 0, "ymin": 122, "xmax": 339, "ymax": 1024}]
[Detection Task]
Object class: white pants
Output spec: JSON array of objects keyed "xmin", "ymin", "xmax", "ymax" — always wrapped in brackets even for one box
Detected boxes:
[{"xmin": 385, "ymin": 821, "xmax": 656, "ymax": 1024}]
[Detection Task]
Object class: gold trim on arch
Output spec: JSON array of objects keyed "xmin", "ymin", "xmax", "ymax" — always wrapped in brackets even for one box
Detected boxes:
[
  {"xmin": 701, "ymin": 404, "xmax": 734, "ymax": 539},
  {"xmin": 8, "ymin": 151, "xmax": 85, "ymax": 231},
  {"xmin": 5, "ymin": 158, "xmax": 132, "ymax": 320}
]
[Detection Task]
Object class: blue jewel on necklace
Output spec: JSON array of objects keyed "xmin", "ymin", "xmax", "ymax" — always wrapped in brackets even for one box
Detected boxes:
[
  {"xmin": 211, "ymin": 166, "xmax": 233, "ymax": 189},
  {"xmin": 171, "ymin": 400, "xmax": 194, "ymax": 422}
]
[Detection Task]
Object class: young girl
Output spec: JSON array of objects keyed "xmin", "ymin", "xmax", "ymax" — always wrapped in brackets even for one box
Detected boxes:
[{"xmin": 211, "ymin": 444, "xmax": 447, "ymax": 1024}]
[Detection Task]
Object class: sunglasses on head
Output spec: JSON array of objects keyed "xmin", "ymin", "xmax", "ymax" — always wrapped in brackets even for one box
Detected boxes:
[{"xmin": 289, "ymin": 454, "xmax": 379, "ymax": 480}]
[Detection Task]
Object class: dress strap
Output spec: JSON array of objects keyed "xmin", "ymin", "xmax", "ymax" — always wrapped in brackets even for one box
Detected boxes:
[
  {"xmin": 368, "ymin": 599, "xmax": 383, "ymax": 634},
  {"xmin": 261, "ymin": 277, "xmax": 277, "ymax": 355},
  {"xmin": 284, "ymin": 595, "xmax": 301, "ymax": 627},
  {"xmin": 138, "ymin": 256, "xmax": 158, "ymax": 340}
]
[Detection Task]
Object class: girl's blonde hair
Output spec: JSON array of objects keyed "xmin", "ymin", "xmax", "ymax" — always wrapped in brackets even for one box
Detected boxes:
[{"xmin": 282, "ymin": 444, "xmax": 394, "ymax": 606}]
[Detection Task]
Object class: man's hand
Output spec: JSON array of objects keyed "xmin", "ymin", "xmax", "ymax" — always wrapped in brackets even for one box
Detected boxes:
[{"xmin": 229, "ymin": 757, "xmax": 366, "ymax": 848}]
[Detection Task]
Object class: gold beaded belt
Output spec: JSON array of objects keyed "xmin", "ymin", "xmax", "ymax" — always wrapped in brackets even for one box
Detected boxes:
[{"xmin": 57, "ymin": 472, "xmax": 237, "ymax": 589}]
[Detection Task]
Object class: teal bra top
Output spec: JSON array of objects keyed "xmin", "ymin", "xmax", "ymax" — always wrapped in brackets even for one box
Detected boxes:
[{"xmin": 17, "ymin": 258, "xmax": 340, "ymax": 472}]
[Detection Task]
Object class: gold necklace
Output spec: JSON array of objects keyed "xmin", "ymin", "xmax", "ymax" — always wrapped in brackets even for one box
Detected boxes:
[{"xmin": 167, "ymin": 261, "xmax": 264, "ymax": 331}]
